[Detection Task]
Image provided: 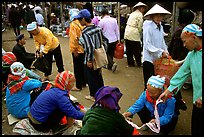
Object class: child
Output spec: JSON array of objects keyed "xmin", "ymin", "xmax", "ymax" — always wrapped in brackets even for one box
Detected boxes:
[{"xmin": 123, "ymin": 75, "xmax": 178, "ymax": 135}]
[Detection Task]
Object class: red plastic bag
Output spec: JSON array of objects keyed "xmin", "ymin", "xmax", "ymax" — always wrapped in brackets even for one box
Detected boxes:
[
  {"xmin": 153, "ymin": 56, "xmax": 180, "ymax": 86},
  {"xmin": 114, "ymin": 42, "xmax": 124, "ymax": 59}
]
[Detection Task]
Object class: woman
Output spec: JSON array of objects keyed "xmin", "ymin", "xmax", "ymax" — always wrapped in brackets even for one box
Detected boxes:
[
  {"xmin": 142, "ymin": 4, "xmax": 171, "ymax": 90},
  {"xmin": 79, "ymin": 86, "xmax": 139, "ymax": 135}
]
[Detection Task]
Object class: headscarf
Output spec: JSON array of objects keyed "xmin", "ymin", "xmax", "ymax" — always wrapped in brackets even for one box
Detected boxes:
[
  {"xmin": 69, "ymin": 8, "xmax": 79, "ymax": 22},
  {"xmin": 182, "ymin": 24, "xmax": 202, "ymax": 36},
  {"xmin": 92, "ymin": 86, "xmax": 123, "ymax": 112},
  {"xmin": 54, "ymin": 70, "xmax": 75, "ymax": 91},
  {"xmin": 2, "ymin": 52, "xmax": 17, "ymax": 66},
  {"xmin": 7, "ymin": 62, "xmax": 29, "ymax": 94},
  {"xmin": 27, "ymin": 22, "xmax": 37, "ymax": 31}
]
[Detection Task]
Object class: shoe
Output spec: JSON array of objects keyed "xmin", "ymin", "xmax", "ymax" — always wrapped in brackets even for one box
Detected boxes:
[
  {"xmin": 112, "ymin": 63, "xmax": 117, "ymax": 72},
  {"xmin": 126, "ymin": 64, "xmax": 135, "ymax": 68},
  {"xmin": 71, "ymin": 87, "xmax": 81, "ymax": 91},
  {"xmin": 85, "ymin": 95, "xmax": 95, "ymax": 102}
]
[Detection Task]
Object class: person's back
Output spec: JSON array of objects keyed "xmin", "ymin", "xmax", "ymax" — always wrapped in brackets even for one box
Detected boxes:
[
  {"xmin": 98, "ymin": 11, "xmax": 119, "ymax": 43},
  {"xmin": 79, "ymin": 106, "xmax": 134, "ymax": 135},
  {"xmin": 79, "ymin": 86, "xmax": 138, "ymax": 135},
  {"xmin": 25, "ymin": 6, "xmax": 36, "ymax": 24},
  {"xmin": 6, "ymin": 62, "xmax": 42, "ymax": 119}
]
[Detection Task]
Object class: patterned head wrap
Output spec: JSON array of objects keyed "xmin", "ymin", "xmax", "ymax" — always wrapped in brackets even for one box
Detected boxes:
[
  {"xmin": 92, "ymin": 86, "xmax": 123, "ymax": 112},
  {"xmin": 69, "ymin": 8, "xmax": 79, "ymax": 21},
  {"xmin": 27, "ymin": 22, "xmax": 37, "ymax": 31},
  {"xmin": 2, "ymin": 52, "xmax": 17, "ymax": 66},
  {"xmin": 147, "ymin": 75, "xmax": 165, "ymax": 89},
  {"xmin": 54, "ymin": 70, "xmax": 75, "ymax": 91},
  {"xmin": 10, "ymin": 62, "xmax": 26, "ymax": 78},
  {"xmin": 182, "ymin": 24, "xmax": 202, "ymax": 36}
]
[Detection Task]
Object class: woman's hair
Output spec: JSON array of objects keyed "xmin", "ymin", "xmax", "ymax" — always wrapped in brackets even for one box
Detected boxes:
[{"xmin": 178, "ymin": 9, "xmax": 195, "ymax": 25}]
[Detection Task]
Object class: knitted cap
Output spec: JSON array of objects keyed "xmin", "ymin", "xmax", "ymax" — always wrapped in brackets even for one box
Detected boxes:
[
  {"xmin": 2, "ymin": 52, "xmax": 17, "ymax": 65},
  {"xmin": 27, "ymin": 22, "xmax": 37, "ymax": 31},
  {"xmin": 10, "ymin": 62, "xmax": 26, "ymax": 77},
  {"xmin": 182, "ymin": 24, "xmax": 202, "ymax": 36},
  {"xmin": 54, "ymin": 70, "xmax": 75, "ymax": 91},
  {"xmin": 147, "ymin": 75, "xmax": 165, "ymax": 89}
]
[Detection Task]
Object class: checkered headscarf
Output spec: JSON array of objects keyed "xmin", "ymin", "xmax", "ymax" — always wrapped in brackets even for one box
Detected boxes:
[
  {"xmin": 54, "ymin": 70, "xmax": 75, "ymax": 91},
  {"xmin": 2, "ymin": 52, "xmax": 17, "ymax": 66}
]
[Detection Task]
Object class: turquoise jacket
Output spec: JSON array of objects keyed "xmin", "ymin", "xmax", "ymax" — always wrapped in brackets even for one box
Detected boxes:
[
  {"xmin": 6, "ymin": 79, "xmax": 42, "ymax": 118},
  {"xmin": 168, "ymin": 50, "xmax": 202, "ymax": 104}
]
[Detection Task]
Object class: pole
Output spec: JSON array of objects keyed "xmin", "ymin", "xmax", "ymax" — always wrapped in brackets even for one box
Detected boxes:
[
  {"xmin": 117, "ymin": 2, "xmax": 120, "ymax": 42},
  {"xmin": 60, "ymin": 2, "xmax": 64, "ymax": 31}
]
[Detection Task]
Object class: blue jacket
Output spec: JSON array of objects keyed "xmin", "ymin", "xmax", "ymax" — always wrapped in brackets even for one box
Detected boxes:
[
  {"xmin": 30, "ymin": 88, "xmax": 84, "ymax": 123},
  {"xmin": 127, "ymin": 91, "xmax": 177, "ymax": 126},
  {"xmin": 6, "ymin": 79, "xmax": 42, "ymax": 118}
]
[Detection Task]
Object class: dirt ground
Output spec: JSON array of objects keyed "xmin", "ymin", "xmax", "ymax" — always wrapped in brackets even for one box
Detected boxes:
[{"xmin": 2, "ymin": 28, "xmax": 193, "ymax": 135}]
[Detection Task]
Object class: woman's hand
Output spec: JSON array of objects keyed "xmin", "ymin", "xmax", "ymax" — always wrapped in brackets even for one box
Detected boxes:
[
  {"xmin": 195, "ymin": 98, "xmax": 202, "ymax": 108},
  {"xmin": 158, "ymin": 89, "xmax": 171, "ymax": 103}
]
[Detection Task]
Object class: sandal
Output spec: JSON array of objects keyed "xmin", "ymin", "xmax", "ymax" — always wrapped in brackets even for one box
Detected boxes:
[
  {"xmin": 71, "ymin": 87, "xmax": 81, "ymax": 91},
  {"xmin": 85, "ymin": 95, "xmax": 95, "ymax": 102}
]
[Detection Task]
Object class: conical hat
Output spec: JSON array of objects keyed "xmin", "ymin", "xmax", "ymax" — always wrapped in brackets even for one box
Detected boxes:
[
  {"xmin": 133, "ymin": 2, "xmax": 147, "ymax": 8},
  {"xmin": 144, "ymin": 4, "xmax": 171, "ymax": 19}
]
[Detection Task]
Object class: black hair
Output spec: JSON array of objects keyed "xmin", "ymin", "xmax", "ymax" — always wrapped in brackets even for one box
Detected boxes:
[
  {"xmin": 178, "ymin": 9, "xmax": 195, "ymax": 25},
  {"xmin": 101, "ymin": 8, "xmax": 109, "ymax": 16},
  {"xmin": 84, "ymin": 18, "xmax": 92, "ymax": 23},
  {"xmin": 35, "ymin": 10, "xmax": 40, "ymax": 14}
]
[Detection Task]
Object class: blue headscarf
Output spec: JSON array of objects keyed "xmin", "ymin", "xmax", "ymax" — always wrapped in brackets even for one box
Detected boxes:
[{"xmin": 182, "ymin": 24, "xmax": 202, "ymax": 36}]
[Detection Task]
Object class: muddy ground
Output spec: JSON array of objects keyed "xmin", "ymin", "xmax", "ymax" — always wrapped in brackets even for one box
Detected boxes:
[{"xmin": 2, "ymin": 28, "xmax": 193, "ymax": 135}]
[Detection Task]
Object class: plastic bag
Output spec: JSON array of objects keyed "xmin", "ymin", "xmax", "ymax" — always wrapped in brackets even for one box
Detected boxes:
[
  {"xmin": 153, "ymin": 56, "xmax": 180, "ymax": 86},
  {"xmin": 114, "ymin": 42, "xmax": 124, "ymax": 59}
]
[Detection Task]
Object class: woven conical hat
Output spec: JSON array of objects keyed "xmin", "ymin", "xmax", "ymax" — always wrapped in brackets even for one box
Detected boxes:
[
  {"xmin": 144, "ymin": 4, "xmax": 171, "ymax": 19},
  {"xmin": 133, "ymin": 2, "xmax": 147, "ymax": 8}
]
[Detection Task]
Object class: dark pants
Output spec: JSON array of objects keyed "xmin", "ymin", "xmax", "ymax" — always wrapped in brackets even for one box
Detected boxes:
[
  {"xmin": 137, "ymin": 106, "xmax": 178, "ymax": 135},
  {"xmin": 192, "ymin": 104, "xmax": 203, "ymax": 135},
  {"xmin": 72, "ymin": 53, "xmax": 87, "ymax": 90},
  {"xmin": 11, "ymin": 23, "xmax": 20, "ymax": 36},
  {"xmin": 125, "ymin": 39, "xmax": 142, "ymax": 67},
  {"xmin": 142, "ymin": 61, "xmax": 155, "ymax": 90},
  {"xmin": 84, "ymin": 65, "xmax": 104, "ymax": 97},
  {"xmin": 107, "ymin": 41, "xmax": 117, "ymax": 69},
  {"xmin": 44, "ymin": 45, "xmax": 64, "ymax": 76},
  {"xmin": 29, "ymin": 109, "xmax": 65, "ymax": 132}
]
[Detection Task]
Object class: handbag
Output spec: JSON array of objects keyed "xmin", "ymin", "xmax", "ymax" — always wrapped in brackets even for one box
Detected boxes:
[
  {"xmin": 93, "ymin": 33, "xmax": 108, "ymax": 70},
  {"xmin": 33, "ymin": 57, "xmax": 50, "ymax": 73},
  {"xmin": 114, "ymin": 42, "xmax": 124, "ymax": 59},
  {"xmin": 153, "ymin": 56, "xmax": 180, "ymax": 86}
]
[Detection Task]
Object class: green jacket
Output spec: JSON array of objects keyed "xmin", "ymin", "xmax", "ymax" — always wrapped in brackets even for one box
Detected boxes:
[{"xmin": 79, "ymin": 106, "xmax": 134, "ymax": 135}]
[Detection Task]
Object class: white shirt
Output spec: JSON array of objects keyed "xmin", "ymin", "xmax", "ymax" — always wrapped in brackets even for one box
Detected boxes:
[
  {"xmin": 35, "ymin": 13, "xmax": 44, "ymax": 26},
  {"xmin": 142, "ymin": 20, "xmax": 168, "ymax": 63},
  {"xmin": 124, "ymin": 10, "xmax": 143, "ymax": 42}
]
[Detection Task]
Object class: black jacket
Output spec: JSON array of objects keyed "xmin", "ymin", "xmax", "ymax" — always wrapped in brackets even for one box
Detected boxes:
[{"xmin": 12, "ymin": 43, "xmax": 35, "ymax": 69}]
